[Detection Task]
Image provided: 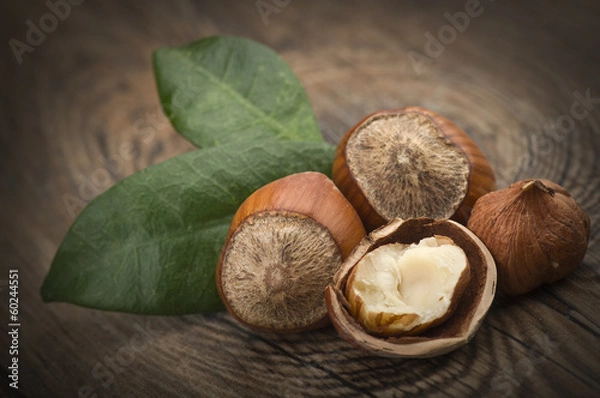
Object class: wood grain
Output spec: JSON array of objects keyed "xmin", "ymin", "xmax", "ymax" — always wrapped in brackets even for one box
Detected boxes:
[{"xmin": 1, "ymin": 0, "xmax": 599, "ymax": 397}]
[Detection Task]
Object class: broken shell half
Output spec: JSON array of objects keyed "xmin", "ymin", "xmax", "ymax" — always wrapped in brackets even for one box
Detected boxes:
[{"xmin": 325, "ymin": 218, "xmax": 497, "ymax": 358}]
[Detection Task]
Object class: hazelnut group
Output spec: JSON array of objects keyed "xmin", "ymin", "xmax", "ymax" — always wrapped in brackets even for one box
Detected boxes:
[{"xmin": 217, "ymin": 106, "xmax": 590, "ymax": 359}]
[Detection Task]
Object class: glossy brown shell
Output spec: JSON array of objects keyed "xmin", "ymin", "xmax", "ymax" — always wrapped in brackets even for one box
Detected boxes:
[{"xmin": 217, "ymin": 172, "xmax": 367, "ymax": 333}]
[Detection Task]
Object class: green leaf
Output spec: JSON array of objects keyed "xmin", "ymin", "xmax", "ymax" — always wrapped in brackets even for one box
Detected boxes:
[
  {"xmin": 42, "ymin": 140, "xmax": 336, "ymax": 314},
  {"xmin": 153, "ymin": 36, "xmax": 322, "ymax": 147}
]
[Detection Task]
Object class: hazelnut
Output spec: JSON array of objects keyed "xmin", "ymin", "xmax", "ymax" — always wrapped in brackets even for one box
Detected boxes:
[
  {"xmin": 467, "ymin": 179, "xmax": 591, "ymax": 295},
  {"xmin": 217, "ymin": 172, "xmax": 366, "ymax": 333},
  {"xmin": 326, "ymin": 218, "xmax": 497, "ymax": 358},
  {"xmin": 345, "ymin": 235, "xmax": 471, "ymax": 337},
  {"xmin": 332, "ymin": 106, "xmax": 496, "ymax": 231}
]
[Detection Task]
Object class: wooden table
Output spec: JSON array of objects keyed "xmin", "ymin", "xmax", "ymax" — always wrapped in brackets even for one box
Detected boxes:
[{"xmin": 2, "ymin": 1, "xmax": 599, "ymax": 396}]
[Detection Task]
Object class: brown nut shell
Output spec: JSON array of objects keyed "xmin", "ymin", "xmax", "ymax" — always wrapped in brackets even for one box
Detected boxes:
[
  {"xmin": 325, "ymin": 218, "xmax": 497, "ymax": 358},
  {"xmin": 332, "ymin": 106, "xmax": 496, "ymax": 231},
  {"xmin": 217, "ymin": 171, "xmax": 366, "ymax": 333},
  {"xmin": 467, "ymin": 179, "xmax": 590, "ymax": 295}
]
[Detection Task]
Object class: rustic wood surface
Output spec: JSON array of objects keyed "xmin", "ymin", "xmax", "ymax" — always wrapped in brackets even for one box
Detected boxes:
[{"xmin": 1, "ymin": 1, "xmax": 599, "ymax": 397}]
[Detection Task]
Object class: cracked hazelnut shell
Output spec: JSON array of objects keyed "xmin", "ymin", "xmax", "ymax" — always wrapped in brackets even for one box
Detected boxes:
[
  {"xmin": 325, "ymin": 217, "xmax": 496, "ymax": 358},
  {"xmin": 332, "ymin": 106, "xmax": 496, "ymax": 231},
  {"xmin": 467, "ymin": 179, "xmax": 590, "ymax": 295}
]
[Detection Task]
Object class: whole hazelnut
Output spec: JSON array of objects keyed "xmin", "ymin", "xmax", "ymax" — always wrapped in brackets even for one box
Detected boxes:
[
  {"xmin": 332, "ymin": 106, "xmax": 496, "ymax": 231},
  {"xmin": 217, "ymin": 172, "xmax": 366, "ymax": 333},
  {"xmin": 467, "ymin": 179, "xmax": 590, "ymax": 295}
]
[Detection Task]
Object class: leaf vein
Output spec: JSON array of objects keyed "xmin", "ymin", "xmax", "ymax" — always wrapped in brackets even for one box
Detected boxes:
[{"xmin": 173, "ymin": 50, "xmax": 289, "ymax": 136}]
